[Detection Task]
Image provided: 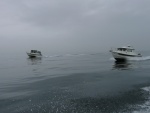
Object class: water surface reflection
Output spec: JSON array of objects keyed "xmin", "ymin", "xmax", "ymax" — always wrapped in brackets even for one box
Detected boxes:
[
  {"xmin": 27, "ymin": 57, "xmax": 42, "ymax": 65},
  {"xmin": 113, "ymin": 60, "xmax": 133, "ymax": 70}
]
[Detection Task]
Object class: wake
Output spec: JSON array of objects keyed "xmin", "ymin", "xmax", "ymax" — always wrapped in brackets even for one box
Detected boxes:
[
  {"xmin": 132, "ymin": 86, "xmax": 150, "ymax": 113},
  {"xmin": 128, "ymin": 56, "xmax": 150, "ymax": 61},
  {"xmin": 110, "ymin": 56, "xmax": 150, "ymax": 61},
  {"xmin": 42, "ymin": 53, "xmax": 86, "ymax": 58}
]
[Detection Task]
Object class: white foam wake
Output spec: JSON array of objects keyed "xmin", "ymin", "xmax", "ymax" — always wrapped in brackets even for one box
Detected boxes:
[
  {"xmin": 42, "ymin": 54, "xmax": 86, "ymax": 58},
  {"xmin": 128, "ymin": 56, "xmax": 150, "ymax": 61},
  {"xmin": 132, "ymin": 86, "xmax": 150, "ymax": 113},
  {"xmin": 109, "ymin": 56, "xmax": 150, "ymax": 61},
  {"xmin": 109, "ymin": 57, "xmax": 115, "ymax": 61}
]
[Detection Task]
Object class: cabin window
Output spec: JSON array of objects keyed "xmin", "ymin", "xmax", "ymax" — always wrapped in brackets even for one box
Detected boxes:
[
  {"xmin": 31, "ymin": 50, "xmax": 38, "ymax": 53},
  {"xmin": 127, "ymin": 49, "xmax": 132, "ymax": 52}
]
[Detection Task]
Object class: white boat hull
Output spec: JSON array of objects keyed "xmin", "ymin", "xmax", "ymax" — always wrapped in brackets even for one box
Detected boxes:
[
  {"xmin": 110, "ymin": 46, "xmax": 142, "ymax": 61},
  {"xmin": 111, "ymin": 51, "xmax": 142, "ymax": 61},
  {"xmin": 27, "ymin": 53, "xmax": 42, "ymax": 58}
]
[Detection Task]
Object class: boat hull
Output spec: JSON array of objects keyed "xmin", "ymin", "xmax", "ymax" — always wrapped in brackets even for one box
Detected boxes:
[
  {"xmin": 111, "ymin": 51, "xmax": 141, "ymax": 61},
  {"xmin": 27, "ymin": 53, "xmax": 42, "ymax": 58}
]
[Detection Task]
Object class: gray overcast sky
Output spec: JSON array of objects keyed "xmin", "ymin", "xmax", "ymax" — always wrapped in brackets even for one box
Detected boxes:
[{"xmin": 0, "ymin": 0, "xmax": 150, "ymax": 54}]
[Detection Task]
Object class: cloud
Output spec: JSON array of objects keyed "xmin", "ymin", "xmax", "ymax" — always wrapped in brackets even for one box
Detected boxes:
[{"xmin": 0, "ymin": 0, "xmax": 150, "ymax": 53}]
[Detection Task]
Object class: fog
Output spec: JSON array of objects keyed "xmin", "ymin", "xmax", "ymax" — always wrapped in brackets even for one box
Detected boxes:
[{"xmin": 0, "ymin": 0, "xmax": 150, "ymax": 55}]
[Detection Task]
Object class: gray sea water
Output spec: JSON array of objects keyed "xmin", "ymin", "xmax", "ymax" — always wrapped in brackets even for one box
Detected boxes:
[{"xmin": 1, "ymin": 52, "xmax": 150, "ymax": 113}]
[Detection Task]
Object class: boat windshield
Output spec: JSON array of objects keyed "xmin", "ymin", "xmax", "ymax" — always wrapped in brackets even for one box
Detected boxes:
[
  {"xmin": 117, "ymin": 48, "xmax": 133, "ymax": 52},
  {"xmin": 118, "ymin": 48, "xmax": 126, "ymax": 51},
  {"xmin": 31, "ymin": 50, "xmax": 38, "ymax": 53}
]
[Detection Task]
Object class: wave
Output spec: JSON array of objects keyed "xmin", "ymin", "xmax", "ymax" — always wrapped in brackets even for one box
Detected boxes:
[
  {"xmin": 132, "ymin": 86, "xmax": 150, "ymax": 113},
  {"xmin": 65, "ymin": 53, "xmax": 86, "ymax": 57},
  {"xmin": 128, "ymin": 56, "xmax": 150, "ymax": 61},
  {"xmin": 109, "ymin": 57, "xmax": 115, "ymax": 61},
  {"xmin": 42, "ymin": 54, "xmax": 86, "ymax": 58},
  {"xmin": 110, "ymin": 56, "xmax": 150, "ymax": 61}
]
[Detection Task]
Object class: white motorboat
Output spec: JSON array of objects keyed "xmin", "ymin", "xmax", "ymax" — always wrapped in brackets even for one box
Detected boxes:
[
  {"xmin": 110, "ymin": 46, "xmax": 142, "ymax": 61},
  {"xmin": 27, "ymin": 50, "xmax": 42, "ymax": 58}
]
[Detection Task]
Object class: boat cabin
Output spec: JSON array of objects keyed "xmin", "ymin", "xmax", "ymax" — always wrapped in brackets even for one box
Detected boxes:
[
  {"xmin": 117, "ymin": 46, "xmax": 134, "ymax": 52},
  {"xmin": 31, "ymin": 50, "xmax": 42, "ymax": 55}
]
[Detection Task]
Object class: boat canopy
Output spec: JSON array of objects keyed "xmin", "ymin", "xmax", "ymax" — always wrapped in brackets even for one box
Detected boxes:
[
  {"xmin": 117, "ymin": 46, "xmax": 135, "ymax": 52},
  {"xmin": 118, "ymin": 46, "xmax": 134, "ymax": 50},
  {"xmin": 31, "ymin": 50, "xmax": 41, "ymax": 54}
]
